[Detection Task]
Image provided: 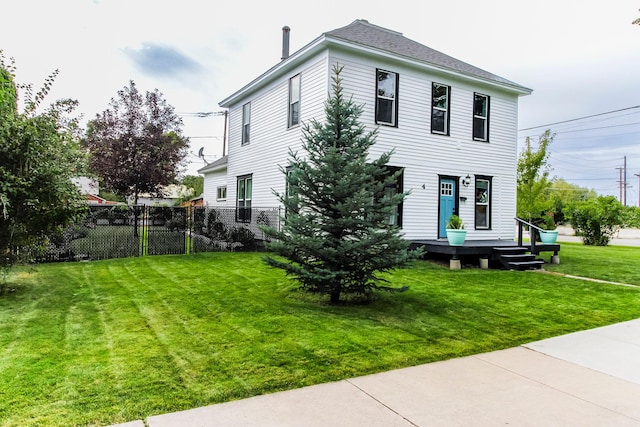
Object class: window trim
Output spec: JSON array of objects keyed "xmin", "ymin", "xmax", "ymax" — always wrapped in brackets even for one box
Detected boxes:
[
  {"xmin": 474, "ymin": 176, "xmax": 492, "ymax": 230},
  {"xmin": 216, "ymin": 186, "xmax": 227, "ymax": 201},
  {"xmin": 241, "ymin": 102, "xmax": 251, "ymax": 145},
  {"xmin": 472, "ymin": 93, "xmax": 490, "ymax": 142},
  {"xmin": 384, "ymin": 166, "xmax": 404, "ymax": 228},
  {"xmin": 375, "ymin": 68, "xmax": 398, "ymax": 127},
  {"xmin": 288, "ymin": 74, "xmax": 301, "ymax": 128},
  {"xmin": 431, "ymin": 83, "xmax": 451, "ymax": 136},
  {"xmin": 236, "ymin": 174, "xmax": 252, "ymax": 223}
]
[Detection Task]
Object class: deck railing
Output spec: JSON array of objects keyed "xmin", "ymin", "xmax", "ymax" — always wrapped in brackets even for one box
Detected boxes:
[{"xmin": 514, "ymin": 217, "xmax": 546, "ymax": 253}]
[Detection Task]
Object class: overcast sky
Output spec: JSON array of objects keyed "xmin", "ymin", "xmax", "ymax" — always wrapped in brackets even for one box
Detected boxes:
[{"xmin": 3, "ymin": 0, "xmax": 639, "ymax": 203}]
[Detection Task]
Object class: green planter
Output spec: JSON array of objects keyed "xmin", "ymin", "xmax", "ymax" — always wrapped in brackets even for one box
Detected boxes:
[
  {"xmin": 446, "ymin": 229, "xmax": 467, "ymax": 246},
  {"xmin": 539, "ymin": 230, "xmax": 559, "ymax": 244}
]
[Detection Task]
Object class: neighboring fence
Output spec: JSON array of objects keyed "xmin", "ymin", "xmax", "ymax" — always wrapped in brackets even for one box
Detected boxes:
[{"xmin": 42, "ymin": 205, "xmax": 281, "ymax": 262}]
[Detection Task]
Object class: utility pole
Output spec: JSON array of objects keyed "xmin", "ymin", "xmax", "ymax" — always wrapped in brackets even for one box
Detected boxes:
[
  {"xmin": 636, "ymin": 172, "xmax": 640, "ymax": 207},
  {"xmin": 617, "ymin": 166, "xmax": 623, "ymax": 203},
  {"xmin": 624, "ymin": 155, "xmax": 627, "ymax": 206},
  {"xmin": 616, "ymin": 156, "xmax": 628, "ymax": 206}
]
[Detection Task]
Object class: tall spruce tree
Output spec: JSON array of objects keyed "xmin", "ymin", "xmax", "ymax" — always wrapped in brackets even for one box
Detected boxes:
[{"xmin": 262, "ymin": 66, "xmax": 420, "ymax": 304}]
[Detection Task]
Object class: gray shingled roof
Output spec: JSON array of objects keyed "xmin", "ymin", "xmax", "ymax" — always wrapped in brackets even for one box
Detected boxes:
[
  {"xmin": 325, "ymin": 19, "xmax": 529, "ymax": 91},
  {"xmin": 197, "ymin": 154, "xmax": 227, "ymax": 174}
]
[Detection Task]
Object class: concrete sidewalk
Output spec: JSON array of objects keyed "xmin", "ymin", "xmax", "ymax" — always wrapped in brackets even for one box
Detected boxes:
[{"xmin": 114, "ymin": 319, "xmax": 640, "ymax": 427}]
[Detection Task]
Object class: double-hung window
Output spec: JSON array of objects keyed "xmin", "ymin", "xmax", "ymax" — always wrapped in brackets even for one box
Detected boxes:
[
  {"xmin": 431, "ymin": 83, "xmax": 450, "ymax": 135},
  {"xmin": 242, "ymin": 102, "xmax": 251, "ymax": 145},
  {"xmin": 473, "ymin": 93, "xmax": 490, "ymax": 141},
  {"xmin": 284, "ymin": 166, "xmax": 298, "ymax": 219},
  {"xmin": 475, "ymin": 177, "xmax": 491, "ymax": 229},
  {"xmin": 384, "ymin": 166, "xmax": 404, "ymax": 227},
  {"xmin": 288, "ymin": 74, "xmax": 300, "ymax": 128},
  {"xmin": 216, "ymin": 186, "xmax": 227, "ymax": 201},
  {"xmin": 236, "ymin": 175, "xmax": 252, "ymax": 222},
  {"xmin": 376, "ymin": 69, "xmax": 398, "ymax": 126}
]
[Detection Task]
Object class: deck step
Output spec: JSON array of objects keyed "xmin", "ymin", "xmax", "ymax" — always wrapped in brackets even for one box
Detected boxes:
[
  {"xmin": 506, "ymin": 260, "xmax": 545, "ymax": 270},
  {"xmin": 499, "ymin": 254, "xmax": 536, "ymax": 262},
  {"xmin": 491, "ymin": 246, "xmax": 544, "ymax": 270},
  {"xmin": 491, "ymin": 246, "xmax": 528, "ymax": 254}
]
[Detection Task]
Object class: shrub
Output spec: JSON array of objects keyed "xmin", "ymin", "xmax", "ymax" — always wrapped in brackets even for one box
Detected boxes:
[
  {"xmin": 621, "ymin": 206, "xmax": 640, "ymax": 229},
  {"xmin": 228, "ymin": 227, "xmax": 255, "ymax": 250},
  {"xmin": 567, "ymin": 196, "xmax": 623, "ymax": 246}
]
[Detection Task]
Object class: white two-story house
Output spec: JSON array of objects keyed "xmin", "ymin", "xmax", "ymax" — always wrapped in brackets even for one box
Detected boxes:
[{"xmin": 199, "ymin": 19, "xmax": 532, "ymax": 242}]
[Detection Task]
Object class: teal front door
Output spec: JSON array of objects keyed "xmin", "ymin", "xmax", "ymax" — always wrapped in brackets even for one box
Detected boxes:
[{"xmin": 439, "ymin": 178, "xmax": 456, "ymax": 238}]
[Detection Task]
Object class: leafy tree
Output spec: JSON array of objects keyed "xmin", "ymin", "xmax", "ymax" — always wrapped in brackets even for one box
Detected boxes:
[
  {"xmin": 0, "ymin": 52, "xmax": 85, "ymax": 274},
  {"xmin": 621, "ymin": 205, "xmax": 640, "ymax": 229},
  {"xmin": 567, "ymin": 196, "xmax": 623, "ymax": 246},
  {"xmin": 83, "ymin": 81, "xmax": 189, "ymax": 205},
  {"xmin": 548, "ymin": 178, "xmax": 597, "ymax": 224},
  {"xmin": 179, "ymin": 175, "xmax": 204, "ymax": 202},
  {"xmin": 517, "ymin": 130, "xmax": 554, "ymax": 224},
  {"xmin": 262, "ymin": 66, "xmax": 420, "ymax": 305}
]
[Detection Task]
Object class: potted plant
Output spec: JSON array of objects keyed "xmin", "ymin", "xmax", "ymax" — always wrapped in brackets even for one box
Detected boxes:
[
  {"xmin": 539, "ymin": 211, "xmax": 559, "ymax": 244},
  {"xmin": 446, "ymin": 214, "xmax": 467, "ymax": 246}
]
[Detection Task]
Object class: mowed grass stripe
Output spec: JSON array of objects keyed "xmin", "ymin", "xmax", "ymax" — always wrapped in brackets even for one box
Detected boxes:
[{"xmin": 1, "ymin": 250, "xmax": 640, "ymax": 426}]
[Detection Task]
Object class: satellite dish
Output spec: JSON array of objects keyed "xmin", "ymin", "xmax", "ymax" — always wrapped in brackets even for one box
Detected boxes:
[{"xmin": 197, "ymin": 147, "xmax": 209, "ymax": 165}]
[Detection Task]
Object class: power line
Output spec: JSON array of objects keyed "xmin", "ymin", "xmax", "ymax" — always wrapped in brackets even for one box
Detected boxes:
[
  {"xmin": 518, "ymin": 105, "xmax": 640, "ymax": 132},
  {"xmin": 552, "ymin": 121, "xmax": 640, "ymax": 135}
]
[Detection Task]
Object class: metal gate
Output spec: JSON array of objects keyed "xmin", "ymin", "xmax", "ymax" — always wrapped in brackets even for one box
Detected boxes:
[{"xmin": 144, "ymin": 206, "xmax": 187, "ymax": 255}]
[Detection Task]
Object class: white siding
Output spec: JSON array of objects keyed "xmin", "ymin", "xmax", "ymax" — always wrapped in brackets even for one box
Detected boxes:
[
  {"xmin": 202, "ymin": 168, "xmax": 228, "ymax": 206},
  {"xmin": 210, "ymin": 46, "xmax": 522, "ymax": 241},
  {"xmin": 226, "ymin": 53, "xmax": 329, "ymax": 209},
  {"xmin": 327, "ymin": 50, "xmax": 520, "ymax": 240}
]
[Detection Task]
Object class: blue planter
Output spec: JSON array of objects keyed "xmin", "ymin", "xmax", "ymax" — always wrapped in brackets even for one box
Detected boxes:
[
  {"xmin": 446, "ymin": 229, "xmax": 467, "ymax": 246},
  {"xmin": 539, "ymin": 230, "xmax": 559, "ymax": 244}
]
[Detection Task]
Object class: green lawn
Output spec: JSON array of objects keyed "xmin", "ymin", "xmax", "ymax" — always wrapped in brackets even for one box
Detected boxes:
[
  {"xmin": 1, "ymin": 250, "xmax": 640, "ymax": 426},
  {"xmin": 543, "ymin": 242, "xmax": 640, "ymax": 284}
]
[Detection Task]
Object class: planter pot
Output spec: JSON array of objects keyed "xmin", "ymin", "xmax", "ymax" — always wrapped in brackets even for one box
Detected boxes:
[
  {"xmin": 446, "ymin": 229, "xmax": 467, "ymax": 246},
  {"xmin": 539, "ymin": 230, "xmax": 559, "ymax": 244}
]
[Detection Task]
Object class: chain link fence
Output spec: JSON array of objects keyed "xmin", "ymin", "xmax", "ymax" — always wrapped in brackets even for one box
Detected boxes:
[{"xmin": 41, "ymin": 205, "xmax": 281, "ymax": 262}]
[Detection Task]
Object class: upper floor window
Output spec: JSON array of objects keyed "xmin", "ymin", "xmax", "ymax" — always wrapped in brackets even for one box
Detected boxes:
[
  {"xmin": 431, "ymin": 83, "xmax": 450, "ymax": 135},
  {"xmin": 288, "ymin": 74, "xmax": 301, "ymax": 128},
  {"xmin": 236, "ymin": 175, "xmax": 252, "ymax": 223},
  {"xmin": 242, "ymin": 102, "xmax": 251, "ymax": 145},
  {"xmin": 376, "ymin": 69, "xmax": 398, "ymax": 126},
  {"xmin": 473, "ymin": 93, "xmax": 490, "ymax": 141},
  {"xmin": 475, "ymin": 177, "xmax": 491, "ymax": 229}
]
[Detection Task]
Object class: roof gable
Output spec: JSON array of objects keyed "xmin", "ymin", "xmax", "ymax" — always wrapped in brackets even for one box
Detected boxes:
[
  {"xmin": 220, "ymin": 19, "xmax": 530, "ymax": 107},
  {"xmin": 325, "ymin": 20, "xmax": 526, "ymax": 90}
]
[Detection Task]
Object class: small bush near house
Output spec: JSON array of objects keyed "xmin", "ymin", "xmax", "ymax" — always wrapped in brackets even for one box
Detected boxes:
[{"xmin": 567, "ymin": 195, "xmax": 623, "ymax": 246}]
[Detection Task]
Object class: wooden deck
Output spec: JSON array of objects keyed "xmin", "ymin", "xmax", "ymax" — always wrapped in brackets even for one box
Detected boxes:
[{"xmin": 411, "ymin": 239, "xmax": 561, "ymax": 269}]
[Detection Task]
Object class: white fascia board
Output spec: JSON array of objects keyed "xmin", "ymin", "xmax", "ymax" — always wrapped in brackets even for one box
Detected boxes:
[
  {"xmin": 219, "ymin": 36, "xmax": 328, "ymax": 108},
  {"xmin": 197, "ymin": 163, "xmax": 227, "ymax": 175},
  {"xmin": 219, "ymin": 34, "xmax": 531, "ymax": 108},
  {"xmin": 326, "ymin": 38, "xmax": 533, "ymax": 96}
]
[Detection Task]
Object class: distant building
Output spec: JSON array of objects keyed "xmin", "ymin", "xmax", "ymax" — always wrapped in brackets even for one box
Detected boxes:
[{"xmin": 133, "ymin": 184, "xmax": 189, "ymax": 206}]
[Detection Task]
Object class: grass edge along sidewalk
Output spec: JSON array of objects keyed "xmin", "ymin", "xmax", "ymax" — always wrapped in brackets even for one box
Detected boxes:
[{"xmin": 1, "ymin": 248, "xmax": 640, "ymax": 426}]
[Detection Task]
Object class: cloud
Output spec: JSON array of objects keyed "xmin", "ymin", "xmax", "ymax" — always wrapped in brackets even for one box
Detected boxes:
[{"xmin": 123, "ymin": 43, "xmax": 203, "ymax": 78}]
